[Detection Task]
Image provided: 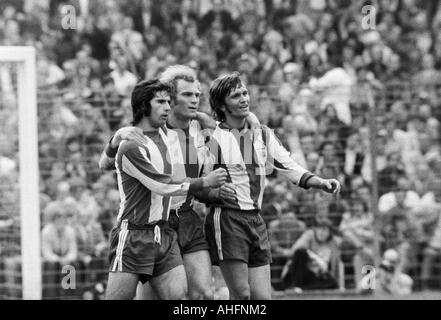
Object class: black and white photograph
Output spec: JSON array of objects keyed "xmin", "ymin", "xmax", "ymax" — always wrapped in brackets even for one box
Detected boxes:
[{"xmin": 0, "ymin": 0, "xmax": 440, "ymax": 306}]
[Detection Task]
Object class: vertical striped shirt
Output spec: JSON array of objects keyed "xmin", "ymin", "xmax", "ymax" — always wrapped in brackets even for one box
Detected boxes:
[
  {"xmin": 166, "ymin": 120, "xmax": 209, "ymax": 210},
  {"xmin": 115, "ymin": 128, "xmax": 204, "ymax": 225},
  {"xmin": 205, "ymin": 124, "xmax": 315, "ymax": 211}
]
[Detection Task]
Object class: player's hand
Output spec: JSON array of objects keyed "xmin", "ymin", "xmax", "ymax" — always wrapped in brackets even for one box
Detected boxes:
[
  {"xmin": 219, "ymin": 183, "xmax": 237, "ymax": 202},
  {"xmin": 111, "ymin": 127, "xmax": 147, "ymax": 148},
  {"xmin": 319, "ymin": 178, "xmax": 341, "ymax": 194},
  {"xmin": 203, "ymin": 168, "xmax": 227, "ymax": 188},
  {"xmin": 196, "ymin": 111, "xmax": 216, "ymax": 130},
  {"xmin": 246, "ymin": 112, "xmax": 261, "ymax": 130}
]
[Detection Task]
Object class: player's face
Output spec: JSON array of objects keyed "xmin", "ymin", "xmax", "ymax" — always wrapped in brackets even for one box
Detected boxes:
[
  {"xmin": 223, "ymin": 84, "xmax": 250, "ymax": 119},
  {"xmin": 149, "ymin": 91, "xmax": 171, "ymax": 128},
  {"xmin": 173, "ymin": 80, "xmax": 201, "ymax": 120}
]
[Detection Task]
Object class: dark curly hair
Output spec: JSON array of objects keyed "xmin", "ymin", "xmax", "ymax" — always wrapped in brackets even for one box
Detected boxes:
[{"xmin": 131, "ymin": 79, "xmax": 172, "ymax": 125}]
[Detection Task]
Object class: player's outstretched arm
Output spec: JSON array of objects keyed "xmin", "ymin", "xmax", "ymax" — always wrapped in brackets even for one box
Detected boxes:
[
  {"xmin": 264, "ymin": 127, "xmax": 341, "ymax": 194},
  {"xmin": 98, "ymin": 127, "xmax": 148, "ymax": 171},
  {"xmin": 264, "ymin": 126, "xmax": 311, "ymax": 185}
]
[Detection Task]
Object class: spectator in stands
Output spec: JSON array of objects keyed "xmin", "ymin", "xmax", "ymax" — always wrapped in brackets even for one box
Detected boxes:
[
  {"xmin": 54, "ymin": 181, "xmax": 71, "ymax": 201},
  {"xmin": 296, "ymin": 189, "xmax": 319, "ymax": 227},
  {"xmin": 72, "ymin": 205, "xmax": 108, "ymax": 288},
  {"xmin": 420, "ymin": 180, "xmax": 441, "ymax": 289},
  {"xmin": 381, "ymin": 53, "xmax": 407, "ymax": 83},
  {"xmin": 299, "ymin": 134, "xmax": 317, "ymax": 160},
  {"xmin": 343, "ymin": 130, "xmax": 365, "ymax": 178},
  {"xmin": 41, "ymin": 202, "xmax": 78, "ymax": 263},
  {"xmin": 339, "ymin": 197, "xmax": 375, "ymax": 290},
  {"xmin": 109, "ymin": 55, "xmax": 138, "ymax": 97},
  {"xmin": 305, "ymin": 152, "xmax": 320, "ymax": 173},
  {"xmin": 377, "ymin": 249, "xmax": 413, "ymax": 296},
  {"xmin": 355, "ymin": 182, "xmax": 373, "ymax": 213},
  {"xmin": 277, "ymin": 115, "xmax": 305, "ymax": 167},
  {"xmin": 378, "ymin": 176, "xmax": 421, "ymax": 213},
  {"xmin": 317, "ymin": 141, "xmax": 343, "ymax": 182},
  {"xmin": 323, "ymin": 128, "xmax": 346, "ymax": 163},
  {"xmin": 384, "ymin": 104, "xmax": 412, "ymax": 150},
  {"xmin": 73, "ymin": 208, "xmax": 107, "ymax": 260},
  {"xmin": 261, "ymin": 183, "xmax": 291, "ymax": 223},
  {"xmin": 44, "ymin": 161, "xmax": 69, "ymax": 198},
  {"xmin": 412, "ymin": 53, "xmax": 441, "ymax": 87},
  {"xmin": 110, "ymin": 15, "xmax": 145, "ymax": 66},
  {"xmin": 144, "ymin": 45, "xmax": 177, "ymax": 80},
  {"xmin": 417, "ymin": 131, "xmax": 441, "ymax": 166},
  {"xmin": 37, "ymin": 54, "xmax": 65, "ymax": 88},
  {"xmin": 365, "ymin": 43, "xmax": 388, "ymax": 80},
  {"xmin": 68, "ymin": 176, "xmax": 100, "ymax": 218},
  {"xmin": 281, "ymin": 218, "xmax": 341, "ymax": 292},
  {"xmin": 317, "ymin": 104, "xmax": 350, "ymax": 141},
  {"xmin": 310, "ymin": 60, "xmax": 354, "ymax": 126},
  {"xmin": 279, "ymin": 62, "xmax": 302, "ymax": 106},
  {"xmin": 378, "ymin": 151, "xmax": 406, "ymax": 196},
  {"xmin": 73, "ymin": 49, "xmax": 101, "ymax": 90},
  {"xmin": 65, "ymin": 138, "xmax": 87, "ymax": 180},
  {"xmin": 290, "ymin": 88, "xmax": 319, "ymax": 135},
  {"xmin": 41, "ymin": 201, "xmax": 78, "ymax": 298},
  {"xmin": 413, "ymin": 162, "xmax": 438, "ymax": 204},
  {"xmin": 268, "ymin": 210, "xmax": 306, "ymax": 290},
  {"xmin": 380, "ymin": 181, "xmax": 422, "ymax": 275}
]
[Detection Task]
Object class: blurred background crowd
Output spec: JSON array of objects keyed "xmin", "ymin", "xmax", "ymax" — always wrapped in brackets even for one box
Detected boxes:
[{"xmin": 1, "ymin": 0, "xmax": 441, "ymax": 299}]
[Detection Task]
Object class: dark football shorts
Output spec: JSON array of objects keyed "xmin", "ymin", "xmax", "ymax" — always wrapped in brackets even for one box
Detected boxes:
[
  {"xmin": 108, "ymin": 220, "xmax": 183, "ymax": 284},
  {"xmin": 169, "ymin": 207, "xmax": 210, "ymax": 255},
  {"xmin": 205, "ymin": 207, "xmax": 272, "ymax": 268}
]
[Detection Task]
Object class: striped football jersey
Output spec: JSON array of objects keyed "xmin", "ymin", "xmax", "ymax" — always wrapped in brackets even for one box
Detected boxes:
[
  {"xmin": 115, "ymin": 127, "xmax": 203, "ymax": 225},
  {"xmin": 166, "ymin": 120, "xmax": 210, "ymax": 210},
  {"xmin": 204, "ymin": 124, "xmax": 314, "ymax": 211}
]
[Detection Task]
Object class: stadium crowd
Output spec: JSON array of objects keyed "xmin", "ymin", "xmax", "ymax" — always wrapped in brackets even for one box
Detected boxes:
[{"xmin": 1, "ymin": 0, "xmax": 441, "ymax": 298}]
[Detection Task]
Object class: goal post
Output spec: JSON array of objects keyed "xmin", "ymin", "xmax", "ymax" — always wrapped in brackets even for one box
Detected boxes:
[{"xmin": 0, "ymin": 46, "xmax": 41, "ymax": 299}]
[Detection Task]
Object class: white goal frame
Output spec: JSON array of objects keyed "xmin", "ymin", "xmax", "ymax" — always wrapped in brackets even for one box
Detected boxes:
[{"xmin": 0, "ymin": 46, "xmax": 41, "ymax": 299}]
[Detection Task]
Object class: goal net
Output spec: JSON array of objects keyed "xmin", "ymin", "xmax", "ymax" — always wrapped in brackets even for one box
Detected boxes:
[{"xmin": 0, "ymin": 46, "xmax": 41, "ymax": 300}]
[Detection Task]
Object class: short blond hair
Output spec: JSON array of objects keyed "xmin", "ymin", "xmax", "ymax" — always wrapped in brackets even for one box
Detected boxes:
[
  {"xmin": 160, "ymin": 65, "xmax": 197, "ymax": 83},
  {"xmin": 159, "ymin": 65, "xmax": 200, "ymax": 99}
]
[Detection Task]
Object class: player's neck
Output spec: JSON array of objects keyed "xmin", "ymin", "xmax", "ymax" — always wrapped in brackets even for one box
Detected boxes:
[
  {"xmin": 137, "ymin": 118, "xmax": 159, "ymax": 133},
  {"xmin": 167, "ymin": 112, "xmax": 190, "ymax": 129},
  {"xmin": 224, "ymin": 115, "xmax": 247, "ymax": 130}
]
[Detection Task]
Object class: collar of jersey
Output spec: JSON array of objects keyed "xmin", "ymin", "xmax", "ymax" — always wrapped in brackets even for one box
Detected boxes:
[{"xmin": 219, "ymin": 121, "xmax": 249, "ymax": 132}]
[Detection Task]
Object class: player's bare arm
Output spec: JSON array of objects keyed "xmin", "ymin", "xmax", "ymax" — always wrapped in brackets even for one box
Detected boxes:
[
  {"xmin": 263, "ymin": 126, "xmax": 341, "ymax": 195},
  {"xmin": 196, "ymin": 111, "xmax": 261, "ymax": 130}
]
